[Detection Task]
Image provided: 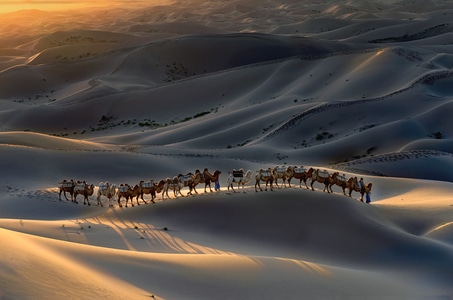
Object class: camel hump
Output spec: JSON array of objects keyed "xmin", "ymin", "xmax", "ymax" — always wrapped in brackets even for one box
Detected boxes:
[
  {"xmin": 260, "ymin": 170, "xmax": 272, "ymax": 177},
  {"xmin": 61, "ymin": 181, "xmax": 74, "ymax": 188},
  {"xmin": 275, "ymin": 166, "xmax": 286, "ymax": 173},
  {"xmin": 140, "ymin": 180, "xmax": 154, "ymax": 188},
  {"xmin": 294, "ymin": 167, "xmax": 306, "ymax": 174},
  {"xmin": 337, "ymin": 174, "xmax": 346, "ymax": 182},
  {"xmin": 317, "ymin": 169, "xmax": 330, "ymax": 178},
  {"xmin": 118, "ymin": 185, "xmax": 129, "ymax": 193},
  {"xmin": 98, "ymin": 182, "xmax": 110, "ymax": 191}
]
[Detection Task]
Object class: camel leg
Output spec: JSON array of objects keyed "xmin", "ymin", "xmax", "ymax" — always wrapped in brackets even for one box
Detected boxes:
[
  {"xmin": 59, "ymin": 189, "xmax": 64, "ymax": 201},
  {"xmin": 140, "ymin": 194, "xmax": 147, "ymax": 205},
  {"xmin": 255, "ymin": 181, "xmax": 261, "ymax": 192}
]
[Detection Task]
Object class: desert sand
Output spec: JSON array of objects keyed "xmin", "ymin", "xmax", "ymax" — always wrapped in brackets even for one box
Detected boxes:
[{"xmin": 1, "ymin": 0, "xmax": 453, "ymax": 299}]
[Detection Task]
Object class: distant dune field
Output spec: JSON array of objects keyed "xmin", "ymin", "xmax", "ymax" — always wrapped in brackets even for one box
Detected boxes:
[{"xmin": 1, "ymin": 1, "xmax": 453, "ymax": 299}]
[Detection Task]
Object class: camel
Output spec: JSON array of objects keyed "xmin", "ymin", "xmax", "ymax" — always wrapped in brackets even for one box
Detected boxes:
[
  {"xmin": 226, "ymin": 169, "xmax": 253, "ymax": 193},
  {"xmin": 59, "ymin": 179, "xmax": 75, "ymax": 201},
  {"xmin": 272, "ymin": 165, "xmax": 288, "ymax": 188},
  {"xmin": 203, "ymin": 168, "xmax": 221, "ymax": 192},
  {"xmin": 126, "ymin": 184, "xmax": 143, "ymax": 207},
  {"xmin": 116, "ymin": 183, "xmax": 134, "ymax": 207},
  {"xmin": 328, "ymin": 172, "xmax": 348, "ymax": 195},
  {"xmin": 255, "ymin": 168, "xmax": 274, "ymax": 192},
  {"xmin": 97, "ymin": 182, "xmax": 117, "ymax": 207},
  {"xmin": 178, "ymin": 170, "xmax": 203, "ymax": 195},
  {"xmin": 139, "ymin": 180, "xmax": 156, "ymax": 204},
  {"xmin": 73, "ymin": 181, "xmax": 95, "ymax": 205},
  {"xmin": 140, "ymin": 179, "xmax": 165, "ymax": 203},
  {"xmin": 286, "ymin": 166, "xmax": 312, "ymax": 189},
  {"xmin": 310, "ymin": 168, "xmax": 332, "ymax": 192},
  {"xmin": 163, "ymin": 176, "xmax": 184, "ymax": 199},
  {"xmin": 346, "ymin": 177, "xmax": 373, "ymax": 202}
]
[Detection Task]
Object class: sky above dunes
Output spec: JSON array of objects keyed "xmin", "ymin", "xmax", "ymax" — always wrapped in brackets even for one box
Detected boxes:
[{"xmin": 0, "ymin": 0, "xmax": 168, "ymax": 13}]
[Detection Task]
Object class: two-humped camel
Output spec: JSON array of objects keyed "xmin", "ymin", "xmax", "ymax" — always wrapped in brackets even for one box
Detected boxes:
[
  {"xmin": 346, "ymin": 177, "xmax": 373, "ymax": 202},
  {"xmin": 272, "ymin": 165, "xmax": 288, "ymax": 188},
  {"xmin": 226, "ymin": 169, "xmax": 253, "ymax": 193},
  {"xmin": 73, "ymin": 181, "xmax": 95, "ymax": 205},
  {"xmin": 178, "ymin": 169, "xmax": 203, "ymax": 195},
  {"xmin": 97, "ymin": 182, "xmax": 117, "ymax": 207},
  {"xmin": 203, "ymin": 168, "xmax": 221, "ymax": 193},
  {"xmin": 116, "ymin": 183, "xmax": 142, "ymax": 207},
  {"xmin": 140, "ymin": 179, "xmax": 165, "ymax": 203},
  {"xmin": 163, "ymin": 176, "xmax": 184, "ymax": 199},
  {"xmin": 59, "ymin": 179, "xmax": 75, "ymax": 202},
  {"xmin": 285, "ymin": 166, "xmax": 313, "ymax": 189},
  {"xmin": 310, "ymin": 168, "xmax": 332, "ymax": 192},
  {"xmin": 328, "ymin": 172, "xmax": 348, "ymax": 195},
  {"xmin": 255, "ymin": 168, "xmax": 274, "ymax": 192}
]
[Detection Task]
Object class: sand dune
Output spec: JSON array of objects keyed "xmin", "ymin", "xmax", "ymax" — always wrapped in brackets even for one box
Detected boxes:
[{"xmin": 1, "ymin": 0, "xmax": 453, "ymax": 299}]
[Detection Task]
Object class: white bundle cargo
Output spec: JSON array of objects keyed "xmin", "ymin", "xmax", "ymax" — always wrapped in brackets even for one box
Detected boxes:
[{"xmin": 140, "ymin": 180, "xmax": 154, "ymax": 188}]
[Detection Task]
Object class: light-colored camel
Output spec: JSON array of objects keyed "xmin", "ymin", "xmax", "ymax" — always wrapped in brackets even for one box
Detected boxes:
[
  {"xmin": 310, "ymin": 168, "xmax": 332, "ymax": 192},
  {"xmin": 203, "ymin": 168, "xmax": 221, "ymax": 192},
  {"xmin": 328, "ymin": 172, "xmax": 348, "ymax": 195},
  {"xmin": 286, "ymin": 166, "xmax": 312, "ymax": 189},
  {"xmin": 178, "ymin": 170, "xmax": 203, "ymax": 195},
  {"xmin": 97, "ymin": 182, "xmax": 117, "ymax": 207},
  {"xmin": 73, "ymin": 181, "xmax": 95, "ymax": 205},
  {"xmin": 59, "ymin": 179, "xmax": 75, "ymax": 201},
  {"xmin": 226, "ymin": 169, "xmax": 252, "ymax": 193},
  {"xmin": 272, "ymin": 165, "xmax": 288, "ymax": 188},
  {"xmin": 255, "ymin": 168, "xmax": 274, "ymax": 192},
  {"xmin": 163, "ymin": 177, "xmax": 184, "ymax": 199},
  {"xmin": 346, "ymin": 177, "xmax": 373, "ymax": 202}
]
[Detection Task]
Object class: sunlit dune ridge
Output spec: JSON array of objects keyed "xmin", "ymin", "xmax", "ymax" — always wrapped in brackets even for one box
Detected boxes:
[{"xmin": 0, "ymin": 0, "xmax": 171, "ymax": 14}]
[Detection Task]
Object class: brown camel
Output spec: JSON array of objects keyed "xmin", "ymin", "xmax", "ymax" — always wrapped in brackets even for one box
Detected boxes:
[
  {"xmin": 59, "ymin": 179, "xmax": 75, "ymax": 202},
  {"xmin": 203, "ymin": 168, "xmax": 221, "ymax": 192},
  {"xmin": 73, "ymin": 181, "xmax": 95, "ymax": 205},
  {"xmin": 286, "ymin": 166, "xmax": 312, "ymax": 189},
  {"xmin": 310, "ymin": 168, "xmax": 332, "ymax": 192},
  {"xmin": 272, "ymin": 165, "xmax": 287, "ymax": 188},
  {"xmin": 178, "ymin": 170, "xmax": 203, "ymax": 195},
  {"xmin": 140, "ymin": 179, "xmax": 165, "ymax": 203},
  {"xmin": 328, "ymin": 172, "xmax": 348, "ymax": 195},
  {"xmin": 126, "ymin": 184, "xmax": 143, "ymax": 207},
  {"xmin": 255, "ymin": 168, "xmax": 274, "ymax": 192},
  {"xmin": 346, "ymin": 177, "xmax": 373, "ymax": 202},
  {"xmin": 117, "ymin": 184, "xmax": 132, "ymax": 207},
  {"xmin": 139, "ymin": 180, "xmax": 157, "ymax": 204}
]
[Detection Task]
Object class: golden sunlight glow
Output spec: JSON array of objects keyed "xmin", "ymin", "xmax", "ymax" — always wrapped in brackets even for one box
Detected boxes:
[{"xmin": 0, "ymin": 1, "xmax": 167, "ymax": 14}]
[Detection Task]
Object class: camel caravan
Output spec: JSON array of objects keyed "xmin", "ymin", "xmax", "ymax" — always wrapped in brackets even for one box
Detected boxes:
[
  {"xmin": 58, "ymin": 165, "xmax": 373, "ymax": 207},
  {"xmin": 58, "ymin": 168, "xmax": 222, "ymax": 207}
]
